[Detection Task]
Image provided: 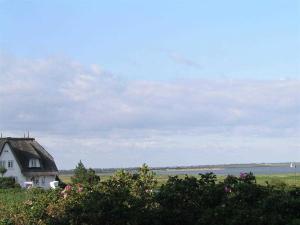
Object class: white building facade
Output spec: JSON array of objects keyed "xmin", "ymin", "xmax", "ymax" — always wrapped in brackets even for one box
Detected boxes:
[{"xmin": 0, "ymin": 137, "xmax": 58, "ymax": 189}]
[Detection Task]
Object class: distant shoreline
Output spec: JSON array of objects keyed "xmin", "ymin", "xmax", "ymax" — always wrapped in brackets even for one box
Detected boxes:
[
  {"xmin": 59, "ymin": 162, "xmax": 298, "ymax": 175},
  {"xmin": 163, "ymin": 167, "xmax": 223, "ymax": 171}
]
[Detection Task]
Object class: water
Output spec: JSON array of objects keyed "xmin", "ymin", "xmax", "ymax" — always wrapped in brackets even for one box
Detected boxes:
[{"xmin": 155, "ymin": 165, "xmax": 300, "ymax": 176}]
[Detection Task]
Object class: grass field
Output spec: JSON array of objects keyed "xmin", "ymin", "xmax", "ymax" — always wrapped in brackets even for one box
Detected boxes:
[{"xmin": 60, "ymin": 173, "xmax": 300, "ymax": 187}]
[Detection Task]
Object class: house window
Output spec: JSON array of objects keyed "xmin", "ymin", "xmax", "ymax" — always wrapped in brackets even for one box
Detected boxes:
[
  {"xmin": 8, "ymin": 160, "xmax": 13, "ymax": 169},
  {"xmin": 29, "ymin": 159, "xmax": 40, "ymax": 168},
  {"xmin": 31, "ymin": 177, "xmax": 39, "ymax": 185},
  {"xmin": 0, "ymin": 161, "xmax": 5, "ymax": 168}
]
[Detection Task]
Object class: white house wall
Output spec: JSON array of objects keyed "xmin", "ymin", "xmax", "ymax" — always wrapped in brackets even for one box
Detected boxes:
[{"xmin": 0, "ymin": 143, "xmax": 27, "ymax": 187}]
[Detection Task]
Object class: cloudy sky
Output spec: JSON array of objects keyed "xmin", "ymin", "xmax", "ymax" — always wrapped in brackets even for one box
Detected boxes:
[{"xmin": 0, "ymin": 0, "xmax": 299, "ymax": 169}]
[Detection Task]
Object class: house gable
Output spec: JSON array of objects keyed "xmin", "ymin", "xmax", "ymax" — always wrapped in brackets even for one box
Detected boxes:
[{"xmin": 0, "ymin": 143, "xmax": 26, "ymax": 184}]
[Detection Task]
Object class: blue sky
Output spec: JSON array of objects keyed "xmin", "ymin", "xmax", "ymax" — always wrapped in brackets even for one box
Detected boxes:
[
  {"xmin": 0, "ymin": 1, "xmax": 299, "ymax": 169},
  {"xmin": 1, "ymin": 0, "xmax": 299, "ymax": 80}
]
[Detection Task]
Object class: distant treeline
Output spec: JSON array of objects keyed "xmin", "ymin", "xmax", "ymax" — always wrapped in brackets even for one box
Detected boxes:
[{"xmin": 59, "ymin": 162, "xmax": 295, "ymax": 175}]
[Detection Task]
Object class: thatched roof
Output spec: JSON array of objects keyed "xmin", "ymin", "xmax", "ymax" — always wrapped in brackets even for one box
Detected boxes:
[{"xmin": 0, "ymin": 137, "xmax": 58, "ymax": 176}]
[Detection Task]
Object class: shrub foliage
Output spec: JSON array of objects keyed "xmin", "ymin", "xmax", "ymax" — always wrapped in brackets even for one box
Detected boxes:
[
  {"xmin": 0, "ymin": 177, "xmax": 20, "ymax": 189},
  {"xmin": 71, "ymin": 161, "xmax": 100, "ymax": 186},
  {"xmin": 0, "ymin": 165, "xmax": 300, "ymax": 225}
]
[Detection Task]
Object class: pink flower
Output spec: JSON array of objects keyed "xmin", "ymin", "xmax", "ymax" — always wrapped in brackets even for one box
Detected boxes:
[
  {"xmin": 224, "ymin": 186, "xmax": 232, "ymax": 193},
  {"xmin": 64, "ymin": 185, "xmax": 72, "ymax": 192},
  {"xmin": 77, "ymin": 187, "xmax": 83, "ymax": 193},
  {"xmin": 61, "ymin": 185, "xmax": 72, "ymax": 198},
  {"xmin": 76, "ymin": 184, "xmax": 83, "ymax": 193},
  {"xmin": 240, "ymin": 172, "xmax": 247, "ymax": 179}
]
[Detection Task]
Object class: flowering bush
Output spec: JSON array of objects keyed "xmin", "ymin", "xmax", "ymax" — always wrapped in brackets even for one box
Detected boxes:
[{"xmin": 0, "ymin": 169, "xmax": 300, "ymax": 225}]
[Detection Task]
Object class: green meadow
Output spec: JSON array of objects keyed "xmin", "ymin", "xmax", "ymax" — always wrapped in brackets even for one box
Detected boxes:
[{"xmin": 59, "ymin": 172, "xmax": 300, "ymax": 187}]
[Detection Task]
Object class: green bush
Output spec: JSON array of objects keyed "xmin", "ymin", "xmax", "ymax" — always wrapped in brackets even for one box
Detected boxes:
[
  {"xmin": 0, "ymin": 167, "xmax": 300, "ymax": 225},
  {"xmin": 71, "ymin": 161, "xmax": 100, "ymax": 186},
  {"xmin": 0, "ymin": 177, "xmax": 20, "ymax": 189}
]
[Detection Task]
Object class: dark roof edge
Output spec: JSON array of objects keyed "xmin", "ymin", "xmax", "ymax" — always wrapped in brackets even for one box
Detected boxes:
[{"xmin": 0, "ymin": 137, "xmax": 35, "ymax": 141}]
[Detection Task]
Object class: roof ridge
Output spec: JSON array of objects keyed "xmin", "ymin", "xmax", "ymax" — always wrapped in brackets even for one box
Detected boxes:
[{"xmin": 0, "ymin": 137, "xmax": 35, "ymax": 141}]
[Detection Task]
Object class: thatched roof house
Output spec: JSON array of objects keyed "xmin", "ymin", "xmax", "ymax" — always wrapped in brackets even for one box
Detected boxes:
[{"xmin": 0, "ymin": 137, "xmax": 58, "ymax": 188}]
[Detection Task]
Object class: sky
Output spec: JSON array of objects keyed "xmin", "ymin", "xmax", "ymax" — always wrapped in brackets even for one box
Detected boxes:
[{"xmin": 0, "ymin": 0, "xmax": 299, "ymax": 169}]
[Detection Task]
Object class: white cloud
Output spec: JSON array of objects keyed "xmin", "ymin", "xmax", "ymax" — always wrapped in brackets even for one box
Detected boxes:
[{"xmin": 0, "ymin": 54, "xmax": 299, "ymax": 168}]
